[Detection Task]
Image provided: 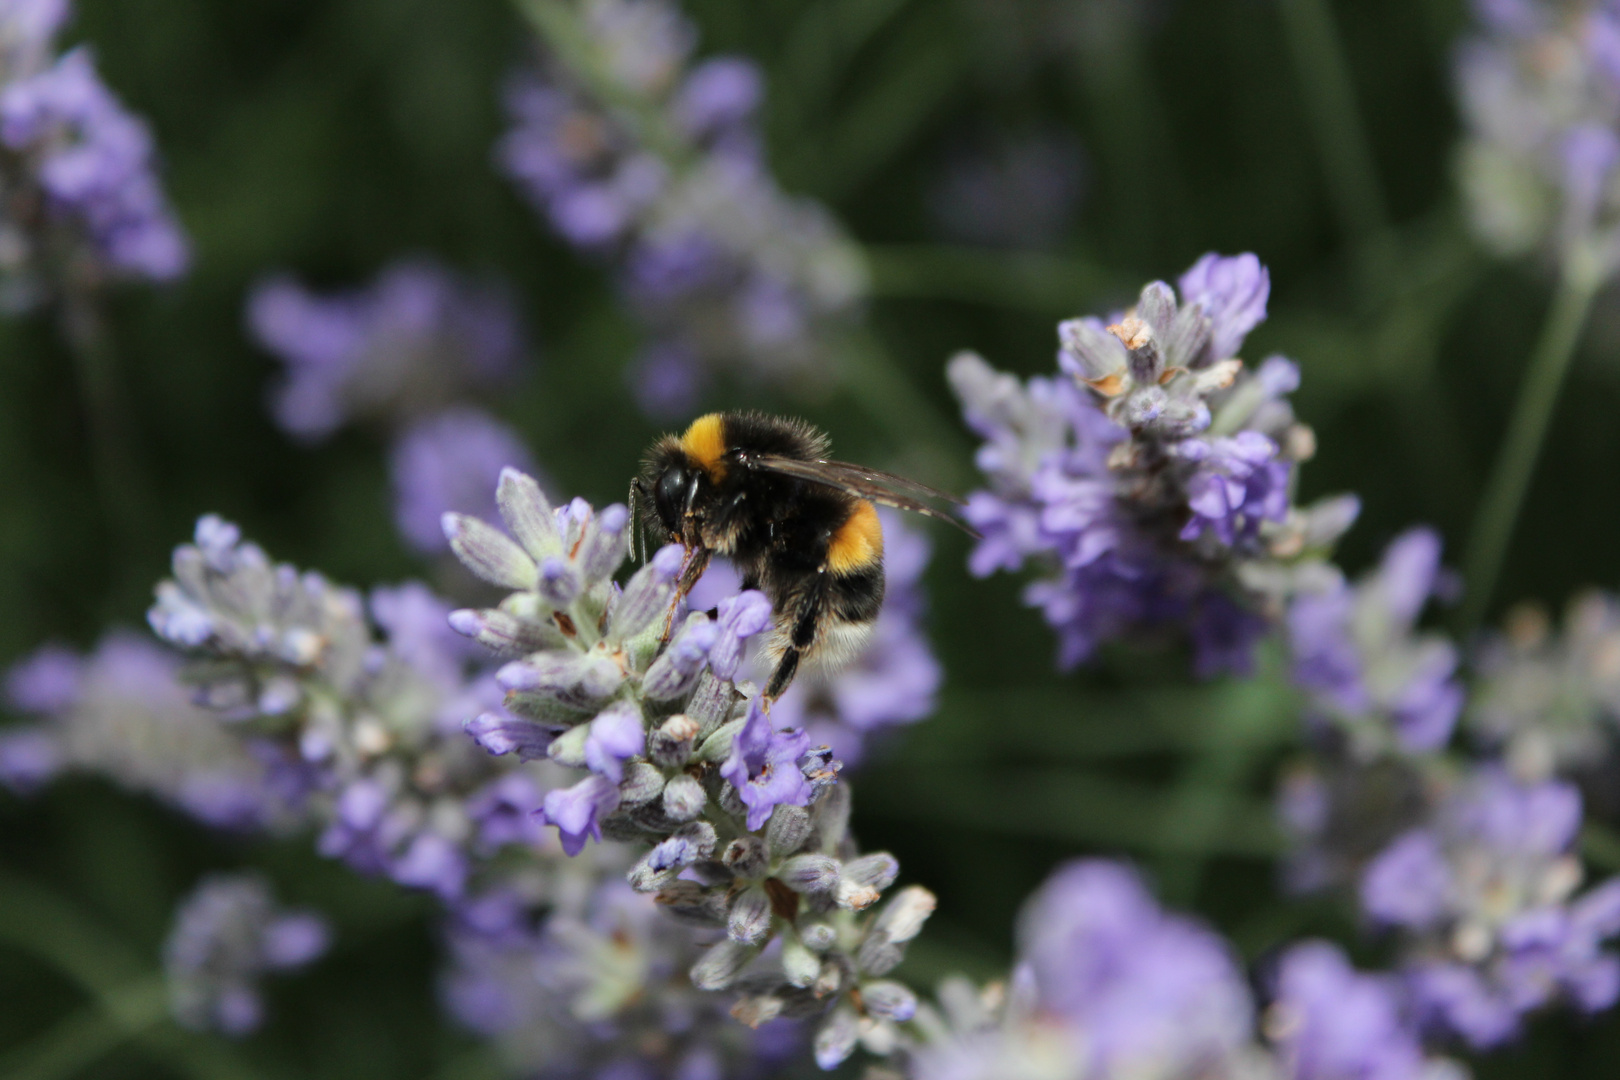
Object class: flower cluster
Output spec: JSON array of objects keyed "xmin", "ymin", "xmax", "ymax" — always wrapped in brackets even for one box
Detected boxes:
[
  {"xmin": 1360, "ymin": 766, "xmax": 1620, "ymax": 1048},
  {"xmin": 1287, "ymin": 529, "xmax": 1464, "ymax": 761},
  {"xmin": 442, "ymin": 866, "xmax": 799, "ymax": 1078},
  {"xmin": 163, "ymin": 872, "xmax": 330, "ymax": 1036},
  {"xmin": 0, "ymin": 630, "xmax": 289, "ymax": 829},
  {"xmin": 0, "ymin": 0, "xmax": 188, "ymax": 307},
  {"xmin": 246, "ymin": 259, "xmax": 535, "ymax": 555},
  {"xmin": 907, "ymin": 859, "xmax": 1461, "ymax": 1080},
  {"xmin": 950, "ymin": 252, "xmax": 1355, "ymax": 674},
  {"xmin": 1455, "ymin": 0, "xmax": 1620, "ymax": 275},
  {"xmin": 1468, "ymin": 590, "xmax": 1620, "ymax": 780},
  {"xmin": 130, "ymin": 506, "xmax": 822, "ymax": 1077},
  {"xmin": 444, "ymin": 469, "xmax": 938, "ymax": 1069},
  {"xmin": 497, "ymin": 0, "xmax": 866, "ymax": 416},
  {"xmin": 249, "ymin": 259, "xmax": 524, "ymax": 441},
  {"xmin": 146, "ymin": 514, "xmax": 519, "ymax": 898}
]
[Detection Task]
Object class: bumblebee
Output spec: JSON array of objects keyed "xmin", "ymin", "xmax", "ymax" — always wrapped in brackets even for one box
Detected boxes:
[{"xmin": 633, "ymin": 412, "xmax": 972, "ymax": 701}]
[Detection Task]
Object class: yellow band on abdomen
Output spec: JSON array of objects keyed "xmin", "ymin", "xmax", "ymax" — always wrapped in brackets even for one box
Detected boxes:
[{"xmin": 827, "ymin": 500, "xmax": 883, "ymax": 574}]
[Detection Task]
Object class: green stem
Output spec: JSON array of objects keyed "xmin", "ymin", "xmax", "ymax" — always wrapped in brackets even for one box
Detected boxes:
[
  {"xmin": 0, "ymin": 981, "xmax": 169, "ymax": 1080},
  {"xmin": 59, "ymin": 283, "xmax": 153, "ymax": 562},
  {"xmin": 1276, "ymin": 0, "xmax": 1396, "ymax": 299},
  {"xmin": 1459, "ymin": 262, "xmax": 1602, "ymax": 632}
]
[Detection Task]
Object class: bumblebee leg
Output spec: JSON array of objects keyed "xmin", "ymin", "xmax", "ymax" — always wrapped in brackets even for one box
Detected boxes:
[
  {"xmin": 764, "ymin": 571, "xmax": 826, "ymax": 702},
  {"xmin": 660, "ymin": 546, "xmax": 712, "ymax": 642}
]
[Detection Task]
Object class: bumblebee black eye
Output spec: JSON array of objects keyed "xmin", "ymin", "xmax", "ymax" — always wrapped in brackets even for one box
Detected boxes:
[{"xmin": 653, "ymin": 466, "xmax": 692, "ymax": 533}]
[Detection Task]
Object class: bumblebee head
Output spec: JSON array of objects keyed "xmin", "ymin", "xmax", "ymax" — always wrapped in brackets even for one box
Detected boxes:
[{"xmin": 652, "ymin": 457, "xmax": 697, "ymax": 536}]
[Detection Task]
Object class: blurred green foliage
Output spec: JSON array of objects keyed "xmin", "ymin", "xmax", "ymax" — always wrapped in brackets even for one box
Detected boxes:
[{"xmin": 7, "ymin": 0, "xmax": 1620, "ymax": 1075}]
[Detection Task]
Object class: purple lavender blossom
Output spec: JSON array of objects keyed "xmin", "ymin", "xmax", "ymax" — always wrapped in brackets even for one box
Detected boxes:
[
  {"xmin": 389, "ymin": 407, "xmax": 539, "ymax": 555},
  {"xmin": 1468, "ymin": 591, "xmax": 1620, "ymax": 779},
  {"xmin": 163, "ymin": 872, "xmax": 329, "ymax": 1036},
  {"xmin": 1289, "ymin": 529, "xmax": 1464, "ymax": 757},
  {"xmin": 1016, "ymin": 859, "xmax": 1254, "ymax": 1075},
  {"xmin": 1455, "ymin": 0, "xmax": 1620, "ymax": 273},
  {"xmin": 497, "ymin": 0, "xmax": 865, "ymax": 413},
  {"xmin": 1357, "ymin": 766, "xmax": 1620, "ymax": 1047},
  {"xmin": 0, "ymin": 631, "xmax": 286, "ymax": 827},
  {"xmin": 540, "ymin": 771, "xmax": 621, "ymax": 856},
  {"xmin": 248, "ymin": 260, "xmax": 524, "ymax": 441},
  {"xmin": 951, "ymin": 253, "xmax": 1352, "ymax": 674},
  {"xmin": 1268, "ymin": 940, "xmax": 1432, "ymax": 1080},
  {"xmin": 0, "ymin": 26, "xmax": 189, "ymax": 294},
  {"xmin": 719, "ymin": 697, "xmax": 813, "ymax": 831}
]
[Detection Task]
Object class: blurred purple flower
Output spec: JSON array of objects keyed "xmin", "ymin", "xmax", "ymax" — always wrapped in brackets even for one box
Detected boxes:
[
  {"xmin": 389, "ymin": 408, "xmax": 539, "ymax": 555},
  {"xmin": 164, "ymin": 872, "xmax": 329, "ymax": 1036},
  {"xmin": 249, "ymin": 260, "xmax": 524, "ymax": 441}
]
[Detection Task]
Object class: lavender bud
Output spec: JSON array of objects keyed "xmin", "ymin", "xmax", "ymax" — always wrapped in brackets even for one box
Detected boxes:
[
  {"xmin": 497, "ymin": 652, "xmax": 625, "ymax": 711},
  {"xmin": 727, "ymin": 886, "xmax": 773, "ymax": 944},
  {"xmin": 536, "ymin": 557, "xmax": 580, "ymax": 607},
  {"xmin": 441, "ymin": 513, "xmax": 537, "ymax": 590},
  {"xmin": 813, "ymin": 960, "xmax": 843, "ymax": 998},
  {"xmin": 465, "ymin": 713, "xmax": 555, "ymax": 760},
  {"xmin": 584, "ymin": 702, "xmax": 645, "ymax": 782},
  {"xmin": 778, "ymin": 853, "xmax": 839, "ymax": 895},
  {"xmin": 649, "ymin": 714, "xmax": 699, "ymax": 768},
  {"xmin": 782, "ymin": 937, "xmax": 822, "ymax": 988},
  {"xmin": 618, "ymin": 762, "xmax": 665, "ymax": 807},
  {"xmin": 731, "ymin": 993, "xmax": 783, "ymax": 1029},
  {"xmin": 765, "ymin": 803, "xmax": 812, "ymax": 857},
  {"xmin": 722, "ymin": 836, "xmax": 769, "ymax": 879},
  {"xmin": 656, "ymin": 880, "xmax": 727, "ymax": 926},
  {"xmin": 684, "ymin": 670, "xmax": 736, "ymax": 737},
  {"xmin": 547, "ymin": 724, "xmax": 590, "ymax": 768},
  {"xmin": 842, "ymin": 852, "xmax": 899, "ymax": 891},
  {"xmin": 642, "ymin": 615, "xmax": 717, "ymax": 700},
  {"xmin": 632, "ymin": 826, "xmax": 714, "ymax": 892},
  {"xmin": 256, "ymin": 676, "xmax": 301, "ymax": 716},
  {"xmin": 579, "ymin": 504, "xmax": 630, "ymax": 582},
  {"xmin": 870, "ymin": 885, "xmax": 935, "ymax": 944},
  {"xmin": 613, "ymin": 545, "xmax": 685, "ymax": 638},
  {"xmin": 835, "ymin": 880, "xmax": 880, "ymax": 911},
  {"xmin": 690, "ymin": 939, "xmax": 761, "ymax": 991},
  {"xmin": 799, "ymin": 921, "xmax": 836, "ymax": 952},
  {"xmin": 447, "ymin": 607, "xmax": 557, "ymax": 655},
  {"xmin": 1057, "ymin": 317, "xmax": 1125, "ymax": 382},
  {"xmin": 661, "ymin": 772, "xmax": 707, "ymax": 821},
  {"xmin": 861, "ymin": 980, "xmax": 917, "ymax": 1022},
  {"xmin": 814, "ymin": 1005, "xmax": 860, "ymax": 1070},
  {"xmin": 496, "ymin": 467, "xmax": 560, "ymax": 560},
  {"xmin": 694, "ymin": 717, "xmax": 745, "ymax": 763}
]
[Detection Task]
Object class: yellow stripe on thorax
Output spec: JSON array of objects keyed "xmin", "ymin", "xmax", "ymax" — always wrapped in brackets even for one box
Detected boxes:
[
  {"xmin": 827, "ymin": 500, "xmax": 883, "ymax": 574},
  {"xmin": 679, "ymin": 413, "xmax": 728, "ymax": 481}
]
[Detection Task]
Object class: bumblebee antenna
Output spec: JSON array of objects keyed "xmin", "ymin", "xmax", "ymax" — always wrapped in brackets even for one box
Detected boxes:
[{"xmin": 628, "ymin": 477, "xmax": 647, "ymax": 563}]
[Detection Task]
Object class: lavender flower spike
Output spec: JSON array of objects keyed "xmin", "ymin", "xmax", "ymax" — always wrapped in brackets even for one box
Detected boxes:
[
  {"xmin": 952, "ymin": 252, "xmax": 1354, "ymax": 674},
  {"xmin": 0, "ymin": 14, "xmax": 189, "ymax": 304},
  {"xmin": 164, "ymin": 873, "xmax": 329, "ymax": 1036},
  {"xmin": 497, "ymin": 0, "xmax": 866, "ymax": 413},
  {"xmin": 248, "ymin": 259, "xmax": 524, "ymax": 441},
  {"xmin": 1455, "ymin": 1, "xmax": 1620, "ymax": 275},
  {"xmin": 1288, "ymin": 528, "xmax": 1464, "ymax": 759}
]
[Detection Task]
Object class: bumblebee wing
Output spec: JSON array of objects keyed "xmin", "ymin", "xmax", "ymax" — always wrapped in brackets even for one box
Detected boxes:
[{"xmin": 749, "ymin": 454, "xmax": 981, "ymax": 537}]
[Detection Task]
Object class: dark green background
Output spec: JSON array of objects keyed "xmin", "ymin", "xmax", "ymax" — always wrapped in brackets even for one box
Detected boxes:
[{"xmin": 4, "ymin": 0, "xmax": 1620, "ymax": 1075}]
